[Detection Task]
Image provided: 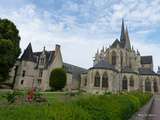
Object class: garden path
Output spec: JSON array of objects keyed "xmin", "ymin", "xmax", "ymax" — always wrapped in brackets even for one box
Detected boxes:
[{"xmin": 147, "ymin": 95, "xmax": 160, "ymax": 120}]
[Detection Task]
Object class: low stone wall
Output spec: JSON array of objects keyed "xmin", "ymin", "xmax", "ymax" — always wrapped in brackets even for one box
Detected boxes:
[{"xmin": 129, "ymin": 97, "xmax": 154, "ymax": 120}]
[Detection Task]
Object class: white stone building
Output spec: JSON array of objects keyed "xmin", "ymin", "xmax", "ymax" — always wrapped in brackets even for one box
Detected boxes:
[
  {"xmin": 80, "ymin": 20, "xmax": 160, "ymax": 94},
  {"xmin": 9, "ymin": 44, "xmax": 86, "ymax": 91}
]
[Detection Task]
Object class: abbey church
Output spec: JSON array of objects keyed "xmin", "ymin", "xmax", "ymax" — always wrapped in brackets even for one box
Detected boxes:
[
  {"xmin": 80, "ymin": 20, "xmax": 160, "ymax": 94},
  {"xmin": 9, "ymin": 20, "xmax": 160, "ymax": 94}
]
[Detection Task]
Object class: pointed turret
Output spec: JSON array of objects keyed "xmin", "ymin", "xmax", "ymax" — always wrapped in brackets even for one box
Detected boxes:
[
  {"xmin": 120, "ymin": 19, "xmax": 126, "ymax": 47},
  {"xmin": 21, "ymin": 42, "xmax": 33, "ymax": 61},
  {"xmin": 42, "ymin": 46, "xmax": 46, "ymax": 54},
  {"xmin": 125, "ymin": 26, "xmax": 131, "ymax": 49}
]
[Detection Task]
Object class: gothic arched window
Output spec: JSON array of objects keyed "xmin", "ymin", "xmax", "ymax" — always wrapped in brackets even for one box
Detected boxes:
[
  {"xmin": 120, "ymin": 51, "xmax": 123, "ymax": 67},
  {"xmin": 102, "ymin": 72, "xmax": 108, "ymax": 88},
  {"xmin": 94, "ymin": 72, "xmax": 100, "ymax": 87},
  {"xmin": 122, "ymin": 76, "xmax": 128, "ymax": 90},
  {"xmin": 111, "ymin": 51, "xmax": 116, "ymax": 65},
  {"xmin": 145, "ymin": 78, "xmax": 151, "ymax": 92},
  {"xmin": 153, "ymin": 79, "xmax": 158, "ymax": 92},
  {"xmin": 129, "ymin": 76, "xmax": 134, "ymax": 87}
]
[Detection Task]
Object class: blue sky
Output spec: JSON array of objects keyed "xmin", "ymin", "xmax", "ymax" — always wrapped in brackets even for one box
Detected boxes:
[{"xmin": 0, "ymin": 0, "xmax": 160, "ymax": 70}]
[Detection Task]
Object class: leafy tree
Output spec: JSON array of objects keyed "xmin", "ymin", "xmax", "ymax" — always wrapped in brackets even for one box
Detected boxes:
[
  {"xmin": 49, "ymin": 68, "xmax": 67, "ymax": 91},
  {"xmin": 0, "ymin": 18, "xmax": 21, "ymax": 82}
]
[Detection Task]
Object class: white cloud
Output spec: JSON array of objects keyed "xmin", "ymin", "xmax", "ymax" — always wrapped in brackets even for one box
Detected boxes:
[{"xmin": 0, "ymin": 1, "xmax": 160, "ymax": 71}]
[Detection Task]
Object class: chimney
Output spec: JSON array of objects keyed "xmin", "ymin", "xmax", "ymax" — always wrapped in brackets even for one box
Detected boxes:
[
  {"xmin": 55, "ymin": 44, "xmax": 61, "ymax": 55},
  {"xmin": 55, "ymin": 44, "xmax": 60, "ymax": 50}
]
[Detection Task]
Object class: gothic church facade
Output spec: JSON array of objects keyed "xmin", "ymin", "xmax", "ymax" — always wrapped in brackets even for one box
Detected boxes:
[{"xmin": 80, "ymin": 20, "xmax": 160, "ymax": 94}]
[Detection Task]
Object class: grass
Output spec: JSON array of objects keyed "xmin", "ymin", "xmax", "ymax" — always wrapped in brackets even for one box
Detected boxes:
[{"xmin": 0, "ymin": 91, "xmax": 152, "ymax": 120}]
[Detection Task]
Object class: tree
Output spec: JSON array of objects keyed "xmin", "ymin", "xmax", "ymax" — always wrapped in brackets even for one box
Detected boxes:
[
  {"xmin": 49, "ymin": 68, "xmax": 67, "ymax": 91},
  {"xmin": 0, "ymin": 18, "xmax": 21, "ymax": 82}
]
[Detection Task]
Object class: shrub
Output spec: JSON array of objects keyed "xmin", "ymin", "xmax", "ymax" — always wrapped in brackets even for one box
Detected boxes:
[
  {"xmin": 49, "ymin": 68, "xmax": 67, "ymax": 91},
  {"xmin": 73, "ymin": 92, "xmax": 152, "ymax": 120},
  {"xmin": 3, "ymin": 90, "xmax": 23, "ymax": 104}
]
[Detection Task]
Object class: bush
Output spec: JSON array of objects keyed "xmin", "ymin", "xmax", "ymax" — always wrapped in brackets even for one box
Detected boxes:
[
  {"xmin": 3, "ymin": 90, "xmax": 23, "ymax": 104},
  {"xmin": 73, "ymin": 92, "xmax": 152, "ymax": 120},
  {"xmin": 49, "ymin": 68, "xmax": 67, "ymax": 91}
]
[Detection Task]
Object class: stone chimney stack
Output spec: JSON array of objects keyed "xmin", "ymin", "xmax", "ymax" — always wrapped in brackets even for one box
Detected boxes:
[{"xmin": 55, "ymin": 44, "xmax": 61, "ymax": 53}]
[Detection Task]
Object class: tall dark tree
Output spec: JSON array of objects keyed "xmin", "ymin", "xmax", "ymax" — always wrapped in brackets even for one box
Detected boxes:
[{"xmin": 0, "ymin": 18, "xmax": 21, "ymax": 82}]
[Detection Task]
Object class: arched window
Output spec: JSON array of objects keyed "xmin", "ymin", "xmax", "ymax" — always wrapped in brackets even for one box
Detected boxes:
[
  {"xmin": 94, "ymin": 72, "xmax": 100, "ymax": 87},
  {"xmin": 22, "ymin": 70, "xmax": 26, "ymax": 77},
  {"xmin": 153, "ymin": 79, "xmax": 158, "ymax": 92},
  {"xmin": 21, "ymin": 80, "xmax": 24, "ymax": 85},
  {"xmin": 102, "ymin": 72, "xmax": 108, "ymax": 88},
  {"xmin": 120, "ymin": 51, "xmax": 123, "ymax": 67},
  {"xmin": 129, "ymin": 76, "xmax": 134, "ymax": 87},
  {"xmin": 111, "ymin": 51, "xmax": 116, "ymax": 65},
  {"xmin": 145, "ymin": 78, "xmax": 151, "ymax": 92},
  {"xmin": 122, "ymin": 76, "xmax": 128, "ymax": 90},
  {"xmin": 84, "ymin": 78, "xmax": 87, "ymax": 86}
]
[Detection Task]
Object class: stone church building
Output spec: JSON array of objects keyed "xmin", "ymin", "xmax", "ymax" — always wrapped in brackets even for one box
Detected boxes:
[
  {"xmin": 81, "ymin": 20, "xmax": 160, "ymax": 94},
  {"xmin": 9, "ymin": 20, "xmax": 160, "ymax": 94}
]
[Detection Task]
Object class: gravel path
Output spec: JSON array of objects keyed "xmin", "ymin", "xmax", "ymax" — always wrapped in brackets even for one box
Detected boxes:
[{"xmin": 147, "ymin": 95, "xmax": 160, "ymax": 120}]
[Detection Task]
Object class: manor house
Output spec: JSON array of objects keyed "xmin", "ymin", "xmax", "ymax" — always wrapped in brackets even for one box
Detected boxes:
[{"xmin": 9, "ymin": 44, "xmax": 86, "ymax": 91}]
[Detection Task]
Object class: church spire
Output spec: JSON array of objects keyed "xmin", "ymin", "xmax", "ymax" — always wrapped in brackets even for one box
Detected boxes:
[
  {"xmin": 120, "ymin": 19, "xmax": 126, "ymax": 47},
  {"xmin": 120, "ymin": 19, "xmax": 131, "ymax": 49},
  {"xmin": 125, "ymin": 26, "xmax": 131, "ymax": 49}
]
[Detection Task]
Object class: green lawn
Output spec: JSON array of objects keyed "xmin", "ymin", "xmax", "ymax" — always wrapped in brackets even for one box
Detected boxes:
[{"xmin": 0, "ymin": 91, "xmax": 152, "ymax": 120}]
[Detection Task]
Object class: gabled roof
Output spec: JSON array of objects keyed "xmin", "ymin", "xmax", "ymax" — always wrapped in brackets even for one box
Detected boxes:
[
  {"xmin": 139, "ymin": 68, "xmax": 157, "ymax": 76},
  {"xmin": 90, "ymin": 60, "xmax": 116, "ymax": 71},
  {"xmin": 141, "ymin": 56, "xmax": 153, "ymax": 64},
  {"xmin": 63, "ymin": 63, "xmax": 87, "ymax": 80},
  {"xmin": 111, "ymin": 39, "xmax": 121, "ymax": 48}
]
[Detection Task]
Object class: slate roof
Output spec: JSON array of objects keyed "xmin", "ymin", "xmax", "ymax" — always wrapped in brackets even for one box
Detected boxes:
[
  {"xmin": 21, "ymin": 43, "xmax": 56, "ymax": 69},
  {"xmin": 21, "ymin": 43, "xmax": 34, "ymax": 61},
  {"xmin": 90, "ymin": 60, "xmax": 116, "ymax": 71},
  {"xmin": 139, "ymin": 68, "xmax": 157, "ymax": 76},
  {"xmin": 33, "ymin": 51, "xmax": 55, "ymax": 65},
  {"xmin": 121, "ymin": 66, "xmax": 137, "ymax": 74},
  {"xmin": 111, "ymin": 39, "xmax": 121, "ymax": 48},
  {"xmin": 63, "ymin": 63, "xmax": 87, "ymax": 80},
  {"xmin": 141, "ymin": 56, "xmax": 153, "ymax": 64}
]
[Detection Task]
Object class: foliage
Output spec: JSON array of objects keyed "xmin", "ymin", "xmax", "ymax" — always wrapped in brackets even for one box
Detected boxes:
[
  {"xmin": 3, "ymin": 90, "xmax": 22, "ymax": 104},
  {"xmin": 0, "ymin": 18, "xmax": 21, "ymax": 82},
  {"xmin": 0, "ymin": 91, "xmax": 152, "ymax": 120},
  {"xmin": 49, "ymin": 68, "xmax": 67, "ymax": 90}
]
